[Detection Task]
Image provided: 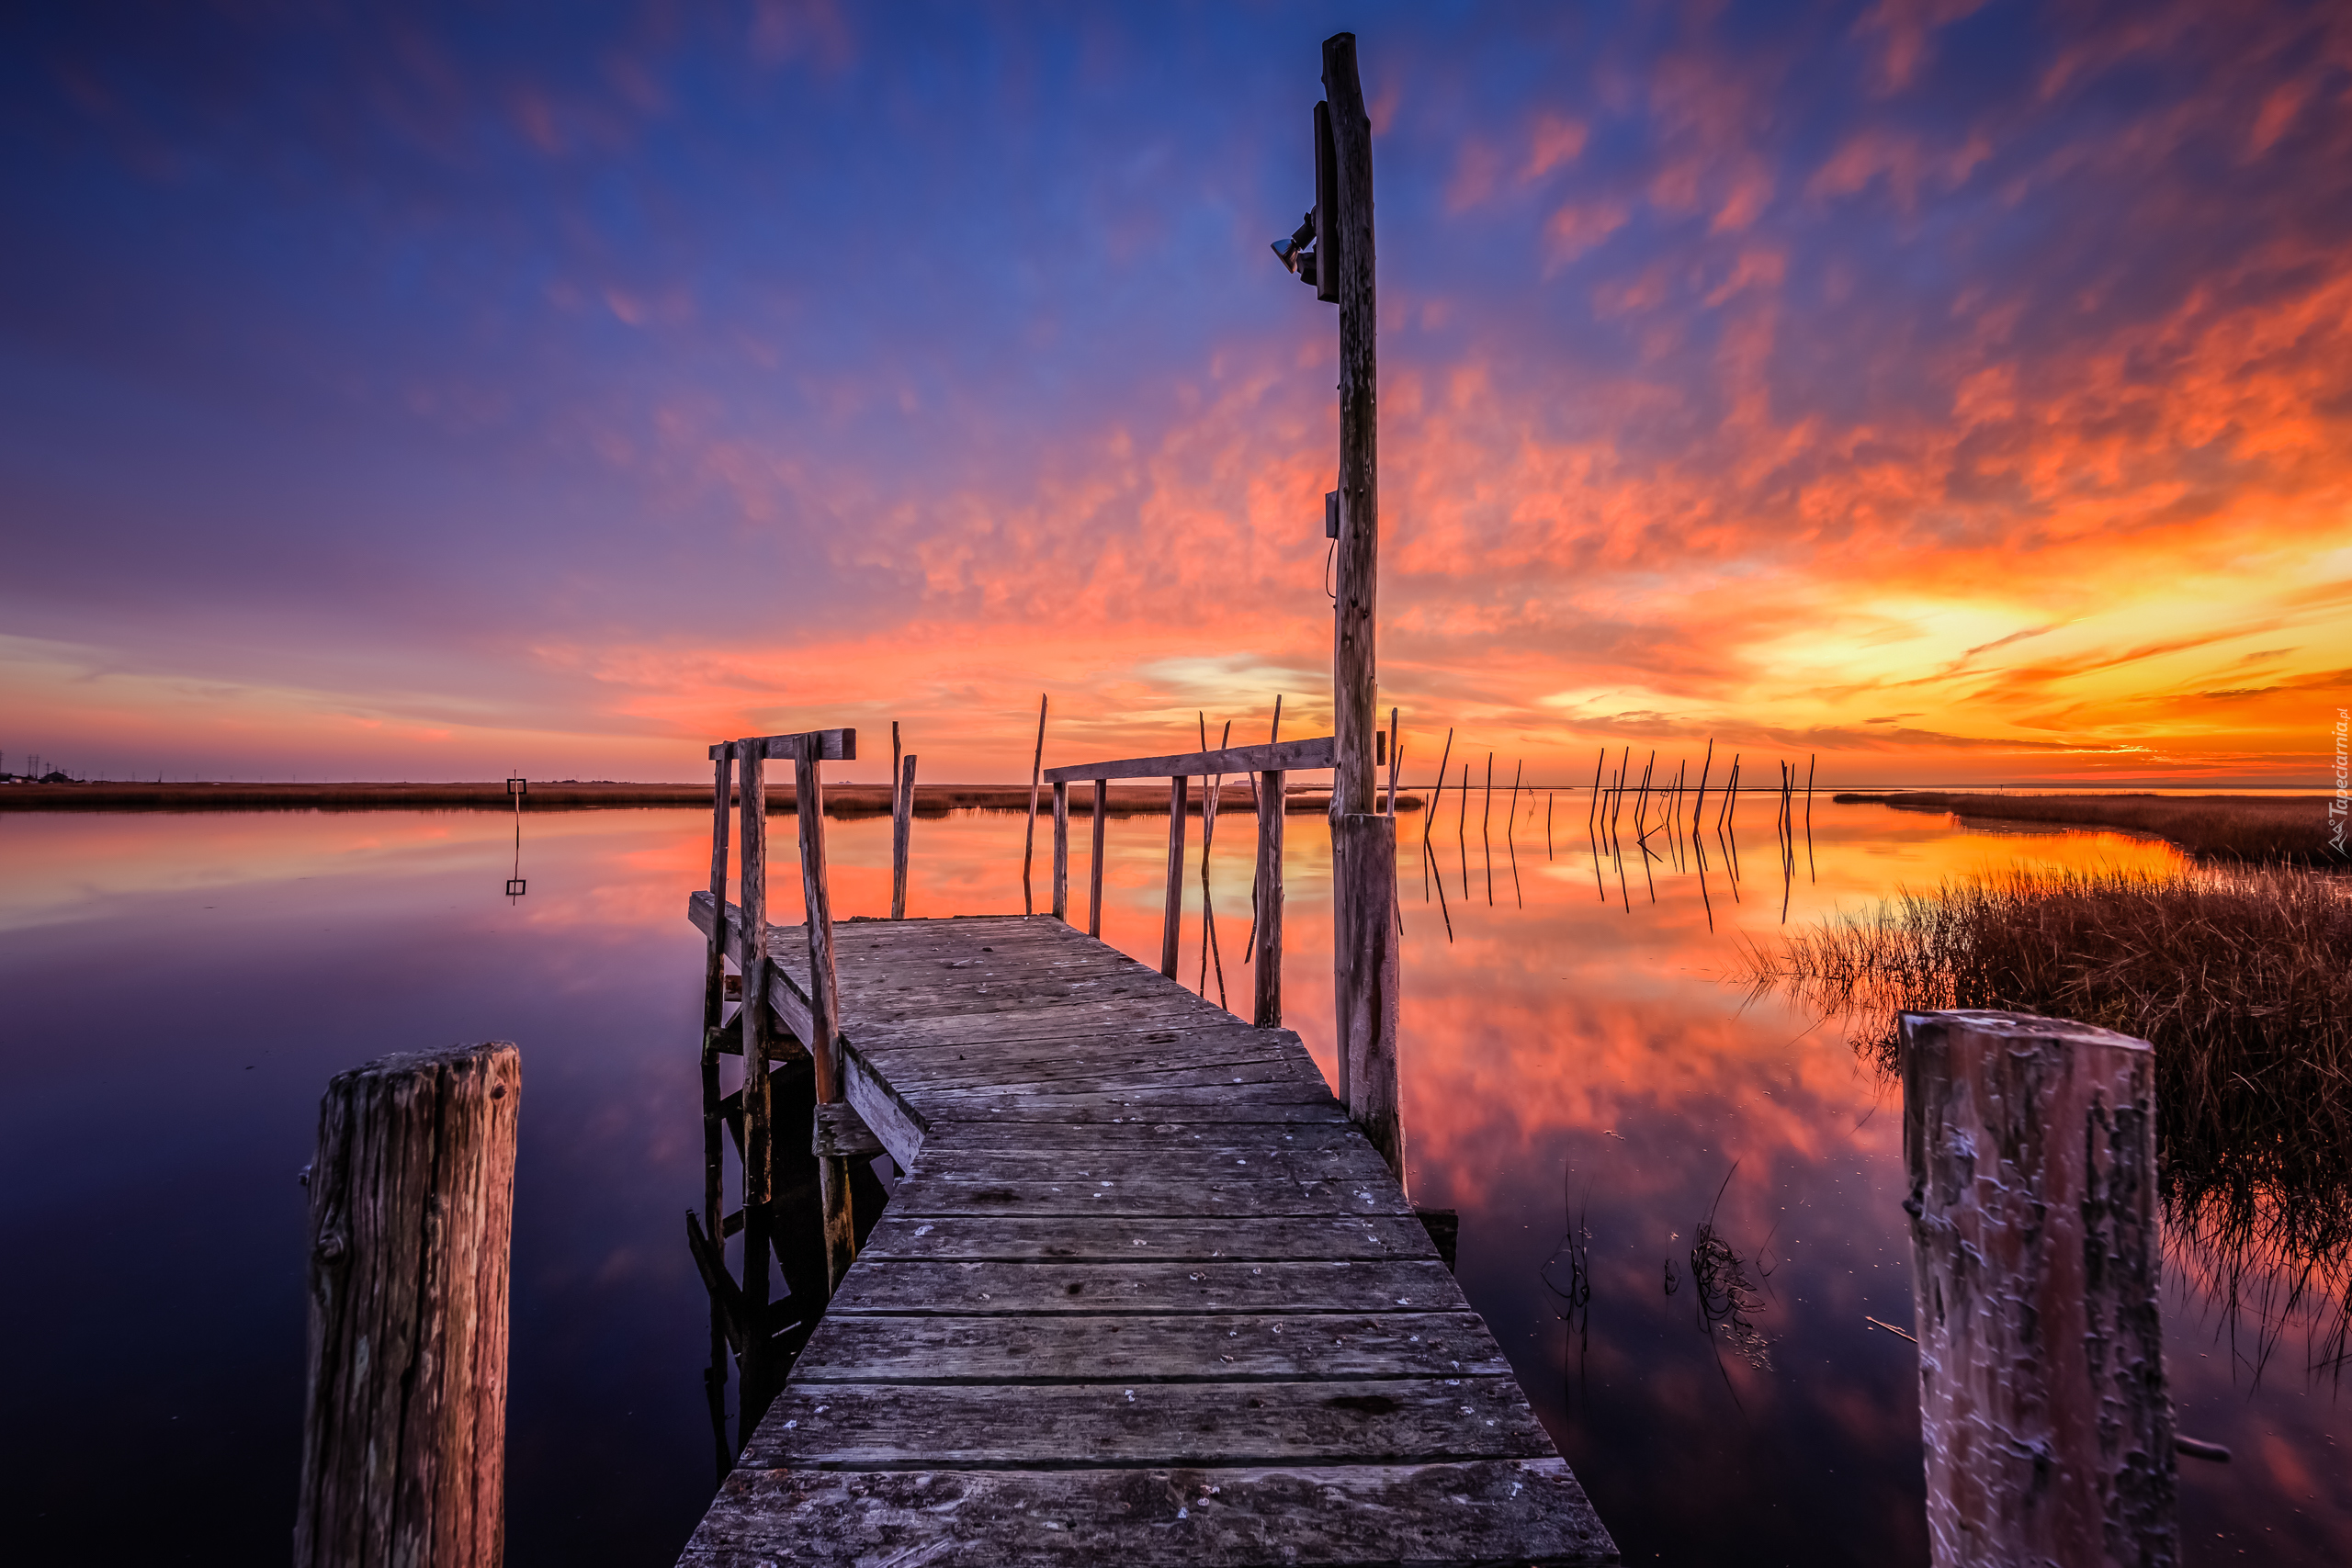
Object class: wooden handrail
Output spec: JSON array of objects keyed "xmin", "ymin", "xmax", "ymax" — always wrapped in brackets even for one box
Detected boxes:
[
  {"xmin": 708, "ymin": 728, "xmax": 857, "ymax": 762},
  {"xmin": 1041, "ymin": 734, "xmax": 1335, "ymax": 784}
]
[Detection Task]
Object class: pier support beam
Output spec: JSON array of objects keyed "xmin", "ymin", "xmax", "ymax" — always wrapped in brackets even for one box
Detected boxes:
[
  {"xmin": 1900, "ymin": 1010, "xmax": 2174, "ymax": 1568},
  {"xmin": 1334, "ymin": 811, "xmax": 1402, "ymax": 1183},
  {"xmin": 1253, "ymin": 768, "xmax": 1285, "ymax": 1026},
  {"xmin": 297, "ymin": 1042, "xmax": 519, "ymax": 1568}
]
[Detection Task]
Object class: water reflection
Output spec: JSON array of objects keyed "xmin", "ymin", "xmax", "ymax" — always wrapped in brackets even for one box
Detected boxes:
[{"xmin": 2, "ymin": 798, "xmax": 2346, "ymax": 1564}]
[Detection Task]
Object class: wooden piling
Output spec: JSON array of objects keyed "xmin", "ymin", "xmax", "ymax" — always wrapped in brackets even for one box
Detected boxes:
[
  {"xmin": 297, "ymin": 1041, "xmax": 519, "ymax": 1568},
  {"xmin": 1160, "ymin": 774, "xmax": 1188, "ymax": 977},
  {"xmin": 1254, "ymin": 766, "xmax": 1285, "ymax": 1026},
  {"xmin": 1899, "ymin": 1010, "xmax": 2175, "ymax": 1568},
  {"xmin": 889, "ymin": 753, "xmax": 916, "ymax": 919},
  {"xmin": 1050, "ymin": 780, "xmax": 1070, "ymax": 920},
  {"xmin": 1087, "ymin": 779, "xmax": 1107, "ymax": 937},
  {"xmin": 698, "ymin": 747, "xmax": 733, "ymax": 1468},
  {"xmin": 737, "ymin": 747, "xmax": 776, "ymax": 1412},
  {"xmin": 1334, "ymin": 812, "xmax": 1403, "ymax": 1183}
]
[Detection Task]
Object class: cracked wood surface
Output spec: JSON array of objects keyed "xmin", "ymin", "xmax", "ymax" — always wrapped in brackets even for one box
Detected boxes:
[{"xmin": 676, "ymin": 904, "xmax": 1615, "ymax": 1565}]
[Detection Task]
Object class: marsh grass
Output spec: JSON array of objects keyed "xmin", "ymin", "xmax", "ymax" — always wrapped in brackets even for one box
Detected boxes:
[{"xmin": 1745, "ymin": 863, "xmax": 2352, "ymax": 1380}]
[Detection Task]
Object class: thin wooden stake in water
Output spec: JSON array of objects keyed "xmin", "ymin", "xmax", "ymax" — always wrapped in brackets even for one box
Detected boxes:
[
  {"xmin": 1021, "ymin": 693, "xmax": 1046, "ymax": 915},
  {"xmin": 1692, "ymin": 739, "xmax": 1713, "ymax": 835},
  {"xmin": 1424, "ymin": 727, "xmax": 1453, "ymax": 846}
]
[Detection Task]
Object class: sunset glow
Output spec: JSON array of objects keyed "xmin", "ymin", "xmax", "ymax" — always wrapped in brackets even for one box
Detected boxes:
[{"xmin": 4, "ymin": 2, "xmax": 2345, "ymax": 784}]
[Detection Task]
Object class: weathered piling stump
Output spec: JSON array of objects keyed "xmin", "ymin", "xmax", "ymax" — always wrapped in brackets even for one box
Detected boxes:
[
  {"xmin": 297, "ymin": 1041, "xmax": 520, "ymax": 1568},
  {"xmin": 1899, "ymin": 1010, "xmax": 2174, "ymax": 1568}
]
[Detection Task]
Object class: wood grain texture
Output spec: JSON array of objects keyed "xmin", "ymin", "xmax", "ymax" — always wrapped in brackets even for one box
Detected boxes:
[
  {"xmin": 1043, "ymin": 734, "xmax": 1338, "ymax": 784},
  {"xmin": 680, "ymin": 1459, "xmax": 1614, "ymax": 1567},
  {"xmin": 1324, "ymin": 30, "xmax": 1377, "ymax": 821},
  {"xmin": 297, "ymin": 1042, "xmax": 518, "ymax": 1568},
  {"xmin": 1089, "ymin": 778, "xmax": 1108, "ymax": 937},
  {"xmin": 708, "ymin": 728, "xmax": 855, "ymax": 762},
  {"xmin": 1334, "ymin": 812, "xmax": 1404, "ymax": 1182},
  {"xmin": 792, "ymin": 1311, "xmax": 1515, "ymax": 1385},
  {"xmin": 1050, "ymin": 779, "xmax": 1070, "ymax": 920},
  {"xmin": 741, "ymin": 1377, "xmax": 1554, "ymax": 1468},
  {"xmin": 1255, "ymin": 767, "xmax": 1285, "ymax": 1027},
  {"xmin": 1900, "ymin": 1010, "xmax": 2175, "ymax": 1568}
]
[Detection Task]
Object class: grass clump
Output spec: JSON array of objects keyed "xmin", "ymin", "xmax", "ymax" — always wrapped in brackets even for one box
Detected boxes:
[
  {"xmin": 1834, "ymin": 791, "xmax": 2339, "ymax": 863},
  {"xmin": 1747, "ymin": 863, "xmax": 2352, "ymax": 1377}
]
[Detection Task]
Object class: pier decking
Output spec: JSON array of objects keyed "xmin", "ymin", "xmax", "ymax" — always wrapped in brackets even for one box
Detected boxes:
[{"xmin": 679, "ymin": 901, "xmax": 1616, "ymax": 1565}]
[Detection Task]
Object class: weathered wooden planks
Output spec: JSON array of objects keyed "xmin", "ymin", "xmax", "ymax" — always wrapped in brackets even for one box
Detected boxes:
[
  {"xmin": 677, "ymin": 907, "xmax": 1613, "ymax": 1565},
  {"xmin": 684, "ymin": 1460, "xmax": 1614, "ymax": 1568},
  {"xmin": 741, "ymin": 1377, "xmax": 1556, "ymax": 1468}
]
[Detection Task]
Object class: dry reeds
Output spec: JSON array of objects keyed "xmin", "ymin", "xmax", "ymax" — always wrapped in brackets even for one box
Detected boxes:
[{"xmin": 1747, "ymin": 863, "xmax": 2352, "ymax": 1377}]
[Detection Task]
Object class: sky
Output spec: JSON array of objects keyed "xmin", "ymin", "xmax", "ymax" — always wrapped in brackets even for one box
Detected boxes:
[{"xmin": 2, "ymin": 0, "xmax": 2346, "ymax": 786}]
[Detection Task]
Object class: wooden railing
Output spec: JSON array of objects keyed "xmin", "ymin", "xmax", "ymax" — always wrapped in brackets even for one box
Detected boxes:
[
  {"xmin": 1042, "ymin": 734, "xmax": 1339, "ymax": 1027},
  {"xmin": 693, "ymin": 725, "xmax": 864, "ymax": 1438}
]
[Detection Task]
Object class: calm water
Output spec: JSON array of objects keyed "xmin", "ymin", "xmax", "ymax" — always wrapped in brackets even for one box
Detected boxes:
[{"xmin": 2, "ymin": 796, "xmax": 2343, "ymax": 1564}]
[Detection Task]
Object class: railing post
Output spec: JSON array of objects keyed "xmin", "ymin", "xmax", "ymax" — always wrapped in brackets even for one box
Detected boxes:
[
  {"xmin": 795, "ymin": 739, "xmax": 855, "ymax": 1292},
  {"xmin": 1087, "ymin": 779, "xmax": 1108, "ymax": 937},
  {"xmin": 1050, "ymin": 781, "xmax": 1070, "ymax": 920},
  {"xmin": 736, "ymin": 742, "xmax": 775, "ymax": 1425},
  {"xmin": 1333, "ymin": 812, "xmax": 1401, "ymax": 1180},
  {"xmin": 1899, "ymin": 1010, "xmax": 2173, "ymax": 1568},
  {"xmin": 1160, "ymin": 775, "xmax": 1188, "ymax": 976},
  {"xmin": 1254, "ymin": 768, "xmax": 1284, "ymax": 1026},
  {"xmin": 890, "ymin": 752, "xmax": 916, "ymax": 919}
]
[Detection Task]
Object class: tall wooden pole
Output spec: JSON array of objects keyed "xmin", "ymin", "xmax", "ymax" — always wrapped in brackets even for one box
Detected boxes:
[
  {"xmin": 1326, "ymin": 31, "xmax": 1377, "ymax": 821},
  {"xmin": 1319, "ymin": 33, "xmax": 1400, "ymax": 1179}
]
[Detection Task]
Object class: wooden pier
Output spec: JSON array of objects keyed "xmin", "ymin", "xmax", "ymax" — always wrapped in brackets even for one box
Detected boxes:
[
  {"xmin": 674, "ymin": 34, "xmax": 1611, "ymax": 1562},
  {"xmin": 673, "ymin": 721, "xmax": 1615, "ymax": 1564},
  {"xmin": 679, "ymin": 912, "xmax": 1614, "ymax": 1565}
]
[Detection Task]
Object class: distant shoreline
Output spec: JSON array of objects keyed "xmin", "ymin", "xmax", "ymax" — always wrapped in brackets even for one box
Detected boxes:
[
  {"xmin": 0, "ymin": 780, "xmax": 1421, "ymax": 816},
  {"xmin": 1836, "ymin": 790, "xmax": 2339, "ymax": 863}
]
